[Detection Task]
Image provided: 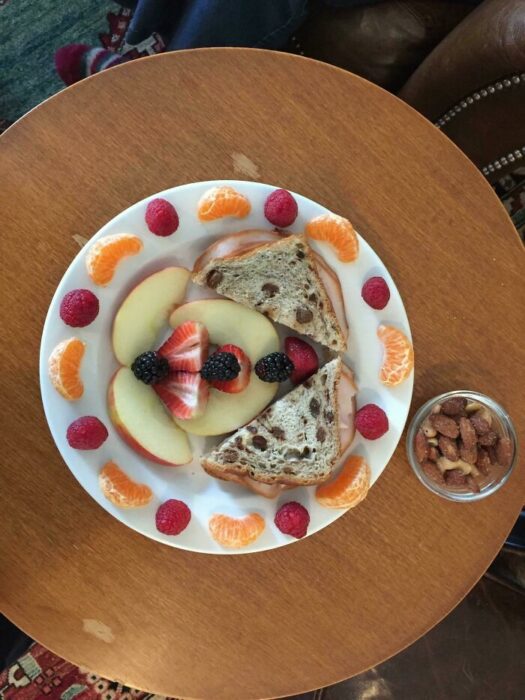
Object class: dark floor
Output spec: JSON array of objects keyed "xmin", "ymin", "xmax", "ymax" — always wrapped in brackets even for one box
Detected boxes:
[{"xmin": 2, "ymin": 548, "xmax": 524, "ymax": 699}]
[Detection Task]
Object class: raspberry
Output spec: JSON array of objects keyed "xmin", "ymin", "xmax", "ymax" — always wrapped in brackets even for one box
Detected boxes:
[
  {"xmin": 361, "ymin": 276, "xmax": 390, "ymax": 310},
  {"xmin": 60, "ymin": 289, "xmax": 99, "ymax": 327},
  {"xmin": 66, "ymin": 416, "xmax": 108, "ymax": 449},
  {"xmin": 274, "ymin": 501, "xmax": 310, "ymax": 539},
  {"xmin": 155, "ymin": 499, "xmax": 191, "ymax": 535},
  {"xmin": 355, "ymin": 404, "xmax": 389, "ymax": 440},
  {"xmin": 284, "ymin": 336, "xmax": 318, "ymax": 385},
  {"xmin": 264, "ymin": 189, "xmax": 298, "ymax": 228},
  {"xmin": 145, "ymin": 198, "xmax": 179, "ymax": 237}
]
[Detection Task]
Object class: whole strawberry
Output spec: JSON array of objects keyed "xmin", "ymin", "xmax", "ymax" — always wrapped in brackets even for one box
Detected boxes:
[{"xmin": 284, "ymin": 337, "xmax": 318, "ymax": 385}]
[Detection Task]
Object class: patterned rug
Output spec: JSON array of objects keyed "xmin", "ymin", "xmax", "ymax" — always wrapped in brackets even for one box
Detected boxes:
[{"xmin": 0, "ymin": 642, "xmax": 179, "ymax": 700}]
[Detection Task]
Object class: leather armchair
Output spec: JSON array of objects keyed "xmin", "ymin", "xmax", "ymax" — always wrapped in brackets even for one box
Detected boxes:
[{"xmin": 290, "ymin": 0, "xmax": 525, "ymax": 183}]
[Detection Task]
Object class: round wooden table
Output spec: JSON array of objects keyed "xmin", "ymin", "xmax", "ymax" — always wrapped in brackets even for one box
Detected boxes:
[{"xmin": 1, "ymin": 49, "xmax": 523, "ymax": 700}]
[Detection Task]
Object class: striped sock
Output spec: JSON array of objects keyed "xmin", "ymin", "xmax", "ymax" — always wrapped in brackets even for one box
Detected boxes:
[{"xmin": 55, "ymin": 44, "xmax": 127, "ymax": 86}]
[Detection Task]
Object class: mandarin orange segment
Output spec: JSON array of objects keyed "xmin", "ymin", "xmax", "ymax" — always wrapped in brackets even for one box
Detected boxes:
[
  {"xmin": 377, "ymin": 324, "xmax": 414, "ymax": 387},
  {"xmin": 86, "ymin": 233, "xmax": 143, "ymax": 286},
  {"xmin": 316, "ymin": 455, "xmax": 370, "ymax": 509},
  {"xmin": 99, "ymin": 461, "xmax": 153, "ymax": 508},
  {"xmin": 305, "ymin": 213, "xmax": 359, "ymax": 262},
  {"xmin": 198, "ymin": 186, "xmax": 251, "ymax": 222},
  {"xmin": 209, "ymin": 513, "xmax": 265, "ymax": 548},
  {"xmin": 48, "ymin": 337, "xmax": 85, "ymax": 400}
]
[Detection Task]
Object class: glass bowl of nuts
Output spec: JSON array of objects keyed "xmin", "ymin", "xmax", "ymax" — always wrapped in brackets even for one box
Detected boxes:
[{"xmin": 407, "ymin": 391, "xmax": 518, "ymax": 501}]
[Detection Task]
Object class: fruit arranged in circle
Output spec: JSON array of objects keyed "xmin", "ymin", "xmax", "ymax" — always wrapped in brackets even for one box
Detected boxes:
[
  {"xmin": 131, "ymin": 351, "xmax": 170, "ymax": 384},
  {"xmin": 60, "ymin": 289, "xmax": 99, "ymax": 327},
  {"xmin": 207, "ymin": 344, "xmax": 251, "ymax": 393},
  {"xmin": 361, "ymin": 276, "xmax": 390, "ymax": 310},
  {"xmin": 284, "ymin": 336, "xmax": 318, "ymax": 385},
  {"xmin": 169, "ymin": 300, "xmax": 279, "ymax": 435},
  {"xmin": 153, "ymin": 371, "xmax": 209, "ymax": 420},
  {"xmin": 158, "ymin": 321, "xmax": 209, "ymax": 372},
  {"xmin": 86, "ymin": 233, "xmax": 143, "ymax": 286},
  {"xmin": 99, "ymin": 461, "xmax": 153, "ymax": 508},
  {"xmin": 112, "ymin": 267, "xmax": 190, "ymax": 366},
  {"xmin": 264, "ymin": 189, "xmax": 298, "ymax": 228},
  {"xmin": 145, "ymin": 198, "xmax": 179, "ymax": 237},
  {"xmin": 48, "ymin": 337, "xmax": 86, "ymax": 400},
  {"xmin": 377, "ymin": 324, "xmax": 414, "ymax": 387},
  {"xmin": 255, "ymin": 352, "xmax": 294, "ymax": 383},
  {"xmin": 305, "ymin": 213, "xmax": 359, "ymax": 262},
  {"xmin": 108, "ymin": 366, "xmax": 192, "ymax": 465},
  {"xmin": 355, "ymin": 404, "xmax": 389, "ymax": 440},
  {"xmin": 274, "ymin": 502, "xmax": 310, "ymax": 539},
  {"xmin": 209, "ymin": 513, "xmax": 265, "ymax": 548},
  {"xmin": 315, "ymin": 455, "xmax": 370, "ymax": 509},
  {"xmin": 197, "ymin": 185, "xmax": 251, "ymax": 221},
  {"xmin": 156, "ymin": 499, "xmax": 191, "ymax": 535},
  {"xmin": 67, "ymin": 416, "xmax": 108, "ymax": 449}
]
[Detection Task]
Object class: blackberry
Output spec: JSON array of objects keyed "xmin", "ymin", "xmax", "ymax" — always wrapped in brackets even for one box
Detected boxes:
[
  {"xmin": 201, "ymin": 351, "xmax": 240, "ymax": 382},
  {"xmin": 255, "ymin": 352, "xmax": 294, "ymax": 383},
  {"xmin": 131, "ymin": 351, "xmax": 169, "ymax": 384}
]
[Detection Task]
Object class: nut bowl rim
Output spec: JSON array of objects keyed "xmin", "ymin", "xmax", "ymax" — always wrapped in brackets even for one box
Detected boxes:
[{"xmin": 406, "ymin": 390, "xmax": 519, "ymax": 502}]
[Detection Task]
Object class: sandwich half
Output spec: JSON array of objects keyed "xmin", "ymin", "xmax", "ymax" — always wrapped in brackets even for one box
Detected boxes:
[
  {"xmin": 201, "ymin": 358, "xmax": 357, "ymax": 498},
  {"xmin": 192, "ymin": 231, "xmax": 348, "ymax": 352}
]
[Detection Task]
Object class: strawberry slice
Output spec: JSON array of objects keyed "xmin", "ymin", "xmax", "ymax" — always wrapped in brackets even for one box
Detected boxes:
[
  {"xmin": 154, "ymin": 371, "xmax": 209, "ymax": 420},
  {"xmin": 158, "ymin": 321, "xmax": 209, "ymax": 372},
  {"xmin": 211, "ymin": 344, "xmax": 251, "ymax": 394},
  {"xmin": 284, "ymin": 337, "xmax": 319, "ymax": 385}
]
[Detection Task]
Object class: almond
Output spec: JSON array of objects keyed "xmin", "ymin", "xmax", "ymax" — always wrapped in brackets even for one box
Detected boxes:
[
  {"xmin": 421, "ymin": 460, "xmax": 445, "ymax": 486},
  {"xmin": 445, "ymin": 468, "xmax": 467, "ymax": 487},
  {"xmin": 476, "ymin": 448, "xmax": 491, "ymax": 475},
  {"xmin": 441, "ymin": 397, "xmax": 467, "ymax": 417},
  {"xmin": 438, "ymin": 435, "xmax": 459, "ymax": 461},
  {"xmin": 478, "ymin": 431, "xmax": 498, "ymax": 447},
  {"xmin": 459, "ymin": 417, "xmax": 477, "ymax": 449},
  {"xmin": 459, "ymin": 440, "xmax": 478, "ymax": 465},
  {"xmin": 495, "ymin": 437, "xmax": 513, "ymax": 468},
  {"xmin": 414, "ymin": 430, "xmax": 429, "ymax": 463},
  {"xmin": 430, "ymin": 414, "xmax": 459, "ymax": 439}
]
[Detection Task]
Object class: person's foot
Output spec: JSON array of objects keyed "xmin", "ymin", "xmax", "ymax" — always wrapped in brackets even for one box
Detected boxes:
[{"xmin": 55, "ymin": 44, "xmax": 127, "ymax": 86}]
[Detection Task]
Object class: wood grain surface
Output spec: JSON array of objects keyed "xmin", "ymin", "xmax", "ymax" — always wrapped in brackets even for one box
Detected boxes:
[{"xmin": 0, "ymin": 49, "xmax": 523, "ymax": 700}]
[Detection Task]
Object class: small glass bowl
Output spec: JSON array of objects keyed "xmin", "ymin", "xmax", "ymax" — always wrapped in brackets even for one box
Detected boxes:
[{"xmin": 406, "ymin": 390, "xmax": 518, "ymax": 502}]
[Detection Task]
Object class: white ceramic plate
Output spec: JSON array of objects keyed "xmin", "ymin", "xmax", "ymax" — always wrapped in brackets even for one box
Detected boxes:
[{"xmin": 39, "ymin": 180, "xmax": 413, "ymax": 554}]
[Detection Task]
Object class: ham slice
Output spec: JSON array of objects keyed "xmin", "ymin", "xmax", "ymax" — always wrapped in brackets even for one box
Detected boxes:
[
  {"xmin": 193, "ymin": 229, "xmax": 283, "ymax": 272},
  {"xmin": 338, "ymin": 365, "xmax": 357, "ymax": 452},
  {"xmin": 311, "ymin": 252, "xmax": 349, "ymax": 341},
  {"xmin": 193, "ymin": 230, "xmax": 348, "ymax": 339}
]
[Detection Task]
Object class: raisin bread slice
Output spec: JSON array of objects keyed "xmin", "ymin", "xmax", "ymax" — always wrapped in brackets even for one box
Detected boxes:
[
  {"xmin": 192, "ymin": 235, "xmax": 345, "ymax": 351},
  {"xmin": 201, "ymin": 358, "xmax": 343, "ymax": 490}
]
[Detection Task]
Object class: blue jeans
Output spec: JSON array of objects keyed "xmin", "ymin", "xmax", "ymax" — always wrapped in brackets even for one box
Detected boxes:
[
  {"xmin": 121, "ymin": 0, "xmax": 482, "ymax": 50},
  {"xmin": 122, "ymin": 0, "xmax": 388, "ymax": 50}
]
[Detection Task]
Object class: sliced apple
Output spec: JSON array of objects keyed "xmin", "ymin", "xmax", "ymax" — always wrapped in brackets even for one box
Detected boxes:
[
  {"xmin": 108, "ymin": 367, "xmax": 192, "ymax": 465},
  {"xmin": 112, "ymin": 267, "xmax": 190, "ymax": 366},
  {"xmin": 169, "ymin": 299, "xmax": 279, "ymax": 435}
]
